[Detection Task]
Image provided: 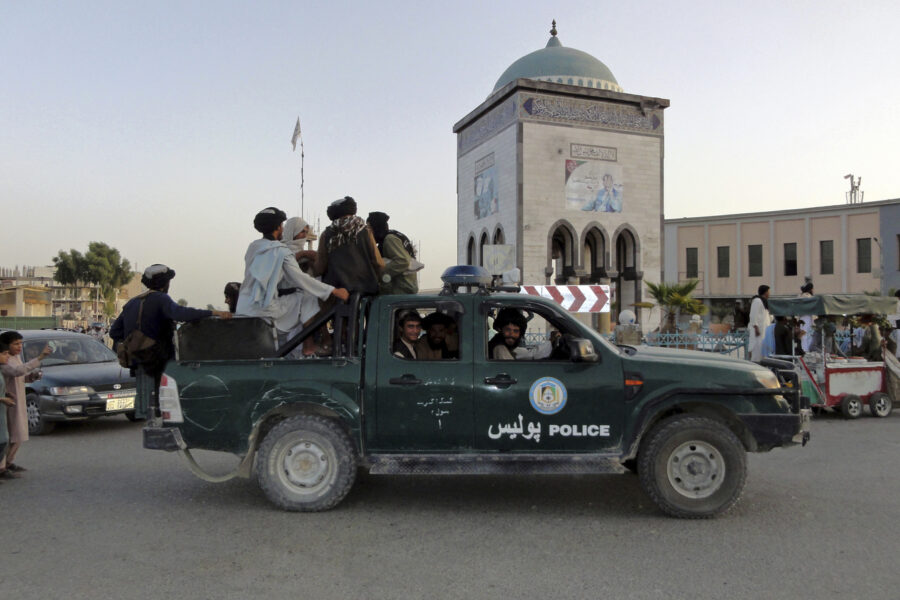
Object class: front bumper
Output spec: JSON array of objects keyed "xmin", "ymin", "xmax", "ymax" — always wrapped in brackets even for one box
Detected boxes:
[
  {"xmin": 37, "ymin": 389, "xmax": 137, "ymax": 421},
  {"xmin": 143, "ymin": 426, "xmax": 186, "ymax": 452},
  {"xmin": 739, "ymin": 408, "xmax": 812, "ymax": 450}
]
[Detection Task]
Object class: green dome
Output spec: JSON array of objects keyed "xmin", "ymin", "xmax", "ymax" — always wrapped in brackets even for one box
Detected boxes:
[{"xmin": 492, "ymin": 25, "xmax": 622, "ymax": 94}]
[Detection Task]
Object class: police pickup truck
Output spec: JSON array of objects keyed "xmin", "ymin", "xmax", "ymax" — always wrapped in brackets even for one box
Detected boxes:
[{"xmin": 143, "ymin": 266, "xmax": 810, "ymax": 518}]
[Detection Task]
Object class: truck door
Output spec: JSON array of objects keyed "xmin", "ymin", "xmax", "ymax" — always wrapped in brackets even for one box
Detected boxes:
[
  {"xmin": 370, "ymin": 299, "xmax": 474, "ymax": 451},
  {"xmin": 473, "ymin": 300, "xmax": 624, "ymax": 453}
]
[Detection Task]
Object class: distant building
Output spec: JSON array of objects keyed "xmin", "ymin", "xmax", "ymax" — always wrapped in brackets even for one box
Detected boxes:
[
  {"xmin": 0, "ymin": 265, "xmax": 141, "ymax": 325},
  {"xmin": 453, "ymin": 23, "xmax": 668, "ymax": 328},
  {"xmin": 663, "ymin": 198, "xmax": 900, "ymax": 322}
]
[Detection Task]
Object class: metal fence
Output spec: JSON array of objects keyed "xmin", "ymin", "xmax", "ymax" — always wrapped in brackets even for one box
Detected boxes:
[
  {"xmin": 524, "ymin": 330, "xmax": 750, "ymax": 359},
  {"xmin": 0, "ymin": 316, "xmax": 60, "ymax": 330}
]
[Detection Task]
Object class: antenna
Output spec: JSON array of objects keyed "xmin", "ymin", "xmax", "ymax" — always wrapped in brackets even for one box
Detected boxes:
[{"xmin": 844, "ymin": 173, "xmax": 863, "ymax": 204}]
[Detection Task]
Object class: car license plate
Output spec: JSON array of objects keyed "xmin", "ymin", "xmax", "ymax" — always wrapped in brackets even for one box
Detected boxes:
[{"xmin": 106, "ymin": 396, "xmax": 135, "ymax": 412}]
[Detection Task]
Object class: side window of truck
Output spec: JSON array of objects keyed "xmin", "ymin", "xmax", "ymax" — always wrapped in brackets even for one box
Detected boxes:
[
  {"xmin": 391, "ymin": 306, "xmax": 461, "ymax": 361},
  {"xmin": 485, "ymin": 304, "xmax": 571, "ymax": 361}
]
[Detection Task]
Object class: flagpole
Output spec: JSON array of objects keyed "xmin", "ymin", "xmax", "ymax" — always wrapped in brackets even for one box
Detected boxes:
[{"xmin": 291, "ymin": 117, "xmax": 304, "ymax": 219}]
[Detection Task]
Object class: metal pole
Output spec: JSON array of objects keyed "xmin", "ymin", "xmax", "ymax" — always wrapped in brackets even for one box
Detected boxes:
[{"xmin": 300, "ymin": 137, "xmax": 305, "ymax": 219}]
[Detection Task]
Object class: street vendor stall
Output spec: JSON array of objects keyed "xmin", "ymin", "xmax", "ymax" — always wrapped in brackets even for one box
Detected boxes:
[{"xmin": 767, "ymin": 294, "xmax": 898, "ymax": 419}]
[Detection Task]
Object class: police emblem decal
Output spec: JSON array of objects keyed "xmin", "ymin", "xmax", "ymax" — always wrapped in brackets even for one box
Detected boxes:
[
  {"xmin": 529, "ymin": 377, "xmax": 567, "ymax": 415},
  {"xmin": 113, "ymin": 384, "xmax": 122, "ymax": 390}
]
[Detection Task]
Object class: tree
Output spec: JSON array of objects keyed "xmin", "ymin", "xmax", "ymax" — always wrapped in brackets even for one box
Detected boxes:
[
  {"xmin": 53, "ymin": 243, "xmax": 132, "ymax": 318},
  {"xmin": 645, "ymin": 280, "xmax": 708, "ymax": 334}
]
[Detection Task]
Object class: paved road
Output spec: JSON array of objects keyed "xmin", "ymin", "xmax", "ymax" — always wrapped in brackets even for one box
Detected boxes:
[{"xmin": 2, "ymin": 411, "xmax": 899, "ymax": 600}]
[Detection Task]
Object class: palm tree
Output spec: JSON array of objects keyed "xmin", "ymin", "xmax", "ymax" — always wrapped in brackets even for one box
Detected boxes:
[{"xmin": 644, "ymin": 280, "xmax": 708, "ymax": 334}]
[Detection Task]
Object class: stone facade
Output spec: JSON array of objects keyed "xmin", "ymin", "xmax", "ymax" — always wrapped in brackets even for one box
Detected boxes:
[{"xmin": 454, "ymin": 79, "xmax": 668, "ymax": 326}]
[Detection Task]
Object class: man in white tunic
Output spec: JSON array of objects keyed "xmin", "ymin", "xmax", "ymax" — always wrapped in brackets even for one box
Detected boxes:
[
  {"xmin": 236, "ymin": 207, "xmax": 349, "ymax": 347},
  {"xmin": 748, "ymin": 285, "xmax": 771, "ymax": 362}
]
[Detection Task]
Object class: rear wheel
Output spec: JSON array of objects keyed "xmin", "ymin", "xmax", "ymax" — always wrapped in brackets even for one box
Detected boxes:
[
  {"xmin": 256, "ymin": 415, "xmax": 356, "ymax": 512},
  {"xmin": 26, "ymin": 392, "xmax": 55, "ymax": 436},
  {"xmin": 868, "ymin": 393, "xmax": 892, "ymax": 418},
  {"xmin": 638, "ymin": 415, "xmax": 746, "ymax": 518},
  {"xmin": 840, "ymin": 394, "xmax": 863, "ymax": 419}
]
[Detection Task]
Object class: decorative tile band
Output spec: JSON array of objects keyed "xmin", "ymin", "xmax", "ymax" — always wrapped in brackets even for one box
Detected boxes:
[
  {"xmin": 521, "ymin": 94, "xmax": 663, "ymax": 135},
  {"xmin": 458, "ymin": 98, "xmax": 518, "ymax": 156},
  {"xmin": 570, "ymin": 143, "xmax": 617, "ymax": 161}
]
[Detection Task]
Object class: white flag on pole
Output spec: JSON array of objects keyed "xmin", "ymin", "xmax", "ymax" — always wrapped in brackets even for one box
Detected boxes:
[{"xmin": 291, "ymin": 117, "xmax": 302, "ymax": 151}]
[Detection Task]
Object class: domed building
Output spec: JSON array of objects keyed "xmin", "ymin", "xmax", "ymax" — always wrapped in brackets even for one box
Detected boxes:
[{"xmin": 453, "ymin": 22, "xmax": 669, "ymax": 330}]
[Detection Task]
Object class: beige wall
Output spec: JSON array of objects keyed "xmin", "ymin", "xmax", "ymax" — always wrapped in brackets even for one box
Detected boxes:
[
  {"xmin": 708, "ymin": 224, "xmax": 737, "ymax": 295},
  {"xmin": 773, "ymin": 218, "xmax": 804, "ymax": 295},
  {"xmin": 810, "ymin": 215, "xmax": 841, "ymax": 291},
  {"xmin": 847, "ymin": 211, "xmax": 880, "ymax": 293}
]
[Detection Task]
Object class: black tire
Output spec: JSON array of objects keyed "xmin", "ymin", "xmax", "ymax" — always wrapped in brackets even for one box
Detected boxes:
[
  {"xmin": 256, "ymin": 415, "xmax": 357, "ymax": 512},
  {"xmin": 840, "ymin": 394, "xmax": 863, "ymax": 419},
  {"xmin": 638, "ymin": 415, "xmax": 747, "ymax": 519},
  {"xmin": 868, "ymin": 392, "xmax": 892, "ymax": 418},
  {"xmin": 26, "ymin": 392, "xmax": 55, "ymax": 436},
  {"xmin": 622, "ymin": 459, "xmax": 638, "ymax": 475}
]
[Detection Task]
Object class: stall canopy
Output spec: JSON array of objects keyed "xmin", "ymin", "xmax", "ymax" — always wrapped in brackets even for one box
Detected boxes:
[{"xmin": 768, "ymin": 294, "xmax": 899, "ymax": 317}]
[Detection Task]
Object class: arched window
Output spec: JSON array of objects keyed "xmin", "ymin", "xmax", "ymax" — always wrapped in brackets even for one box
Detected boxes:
[
  {"xmin": 466, "ymin": 236, "xmax": 475, "ymax": 266},
  {"xmin": 549, "ymin": 224, "xmax": 576, "ymax": 285},
  {"xmin": 493, "ymin": 227, "xmax": 504, "ymax": 245},
  {"xmin": 479, "ymin": 232, "xmax": 488, "ymax": 267},
  {"xmin": 583, "ymin": 227, "xmax": 607, "ymax": 283}
]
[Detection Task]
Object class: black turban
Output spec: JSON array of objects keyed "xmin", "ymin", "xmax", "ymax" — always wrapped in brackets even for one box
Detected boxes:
[
  {"xmin": 327, "ymin": 196, "xmax": 357, "ymax": 221},
  {"xmin": 800, "ymin": 282, "xmax": 814, "ymax": 294},
  {"xmin": 253, "ymin": 207, "xmax": 287, "ymax": 234},
  {"xmin": 367, "ymin": 211, "xmax": 390, "ymax": 243},
  {"xmin": 423, "ymin": 312, "xmax": 454, "ymax": 330},
  {"xmin": 493, "ymin": 307, "xmax": 527, "ymax": 334}
]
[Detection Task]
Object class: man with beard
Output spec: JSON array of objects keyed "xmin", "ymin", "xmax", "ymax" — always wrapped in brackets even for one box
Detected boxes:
[
  {"xmin": 416, "ymin": 312, "xmax": 458, "ymax": 360},
  {"xmin": 488, "ymin": 307, "xmax": 552, "ymax": 360}
]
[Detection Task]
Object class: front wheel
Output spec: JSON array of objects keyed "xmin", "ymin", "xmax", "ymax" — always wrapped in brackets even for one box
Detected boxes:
[
  {"xmin": 638, "ymin": 415, "xmax": 747, "ymax": 518},
  {"xmin": 868, "ymin": 393, "xmax": 892, "ymax": 418},
  {"xmin": 840, "ymin": 394, "xmax": 863, "ymax": 419},
  {"xmin": 256, "ymin": 415, "xmax": 357, "ymax": 511},
  {"xmin": 26, "ymin": 392, "xmax": 55, "ymax": 436}
]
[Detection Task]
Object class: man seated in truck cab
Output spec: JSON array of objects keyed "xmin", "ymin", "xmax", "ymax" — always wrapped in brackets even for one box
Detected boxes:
[
  {"xmin": 392, "ymin": 310, "xmax": 422, "ymax": 360},
  {"xmin": 488, "ymin": 307, "xmax": 553, "ymax": 360},
  {"xmin": 415, "ymin": 312, "xmax": 459, "ymax": 360}
]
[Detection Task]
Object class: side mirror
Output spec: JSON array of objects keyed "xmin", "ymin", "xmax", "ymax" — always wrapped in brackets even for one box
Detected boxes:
[{"xmin": 568, "ymin": 337, "xmax": 599, "ymax": 363}]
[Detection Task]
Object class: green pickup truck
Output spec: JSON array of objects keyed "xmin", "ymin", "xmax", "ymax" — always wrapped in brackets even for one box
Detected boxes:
[{"xmin": 144, "ymin": 267, "xmax": 810, "ymax": 518}]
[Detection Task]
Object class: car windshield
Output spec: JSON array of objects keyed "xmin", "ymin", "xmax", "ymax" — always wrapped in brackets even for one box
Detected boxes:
[{"xmin": 24, "ymin": 337, "xmax": 117, "ymax": 366}]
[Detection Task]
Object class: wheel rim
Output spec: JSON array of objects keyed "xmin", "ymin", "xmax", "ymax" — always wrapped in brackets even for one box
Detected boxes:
[
  {"xmin": 279, "ymin": 439, "xmax": 332, "ymax": 493},
  {"xmin": 873, "ymin": 395, "xmax": 890, "ymax": 416},
  {"xmin": 667, "ymin": 440, "xmax": 725, "ymax": 499},
  {"xmin": 26, "ymin": 398, "xmax": 40, "ymax": 430},
  {"xmin": 847, "ymin": 398, "xmax": 862, "ymax": 417}
]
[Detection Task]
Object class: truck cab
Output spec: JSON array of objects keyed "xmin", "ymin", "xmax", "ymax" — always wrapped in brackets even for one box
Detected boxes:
[{"xmin": 144, "ymin": 266, "xmax": 810, "ymax": 518}]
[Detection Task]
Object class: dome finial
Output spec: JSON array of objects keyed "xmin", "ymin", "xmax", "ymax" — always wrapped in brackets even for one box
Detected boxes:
[{"xmin": 550, "ymin": 20, "xmax": 557, "ymax": 37}]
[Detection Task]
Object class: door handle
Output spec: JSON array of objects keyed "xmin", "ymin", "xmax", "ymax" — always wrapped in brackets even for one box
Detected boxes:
[
  {"xmin": 484, "ymin": 374, "xmax": 517, "ymax": 388},
  {"xmin": 389, "ymin": 374, "xmax": 423, "ymax": 386}
]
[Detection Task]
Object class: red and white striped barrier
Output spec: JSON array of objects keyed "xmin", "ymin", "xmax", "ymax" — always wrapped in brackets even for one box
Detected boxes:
[{"xmin": 520, "ymin": 285, "xmax": 610, "ymax": 313}]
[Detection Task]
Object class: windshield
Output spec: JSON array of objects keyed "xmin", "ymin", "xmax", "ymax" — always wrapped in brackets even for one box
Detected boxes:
[{"xmin": 24, "ymin": 337, "xmax": 117, "ymax": 366}]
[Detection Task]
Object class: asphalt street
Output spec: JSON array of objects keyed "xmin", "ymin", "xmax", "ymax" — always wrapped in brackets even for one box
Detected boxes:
[{"xmin": 2, "ymin": 410, "xmax": 899, "ymax": 600}]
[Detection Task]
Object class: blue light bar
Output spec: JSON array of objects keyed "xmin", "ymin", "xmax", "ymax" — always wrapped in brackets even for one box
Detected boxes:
[{"xmin": 440, "ymin": 265, "xmax": 492, "ymax": 287}]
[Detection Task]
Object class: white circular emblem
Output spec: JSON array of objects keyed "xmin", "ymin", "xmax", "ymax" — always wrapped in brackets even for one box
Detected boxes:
[
  {"xmin": 529, "ymin": 377, "xmax": 567, "ymax": 415},
  {"xmin": 113, "ymin": 384, "xmax": 122, "ymax": 390}
]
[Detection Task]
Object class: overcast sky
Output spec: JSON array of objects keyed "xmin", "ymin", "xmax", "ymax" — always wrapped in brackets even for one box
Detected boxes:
[{"xmin": 2, "ymin": 1, "xmax": 898, "ymax": 306}]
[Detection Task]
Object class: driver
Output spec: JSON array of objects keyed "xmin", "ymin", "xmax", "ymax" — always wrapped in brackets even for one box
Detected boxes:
[{"xmin": 488, "ymin": 307, "xmax": 552, "ymax": 360}]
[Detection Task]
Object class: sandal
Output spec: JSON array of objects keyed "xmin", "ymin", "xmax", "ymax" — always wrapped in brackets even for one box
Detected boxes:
[
  {"xmin": 0, "ymin": 469, "xmax": 21, "ymax": 479},
  {"xmin": 7, "ymin": 463, "xmax": 26, "ymax": 472}
]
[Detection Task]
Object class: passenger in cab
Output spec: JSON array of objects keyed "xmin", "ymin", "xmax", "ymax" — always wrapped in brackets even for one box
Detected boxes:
[
  {"xmin": 392, "ymin": 310, "xmax": 422, "ymax": 360},
  {"xmin": 236, "ymin": 207, "xmax": 349, "ymax": 348},
  {"xmin": 416, "ymin": 312, "xmax": 458, "ymax": 360},
  {"xmin": 488, "ymin": 307, "xmax": 552, "ymax": 360}
]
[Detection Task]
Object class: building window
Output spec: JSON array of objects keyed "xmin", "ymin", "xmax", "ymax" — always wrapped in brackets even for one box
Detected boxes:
[
  {"xmin": 784, "ymin": 243, "xmax": 797, "ymax": 276},
  {"xmin": 685, "ymin": 247, "xmax": 698, "ymax": 279},
  {"xmin": 479, "ymin": 233, "xmax": 488, "ymax": 267},
  {"xmin": 466, "ymin": 236, "xmax": 475, "ymax": 266},
  {"xmin": 748, "ymin": 244, "xmax": 763, "ymax": 277},
  {"xmin": 857, "ymin": 238, "xmax": 871, "ymax": 273},
  {"xmin": 717, "ymin": 246, "xmax": 729, "ymax": 278},
  {"xmin": 820, "ymin": 240, "xmax": 833, "ymax": 275}
]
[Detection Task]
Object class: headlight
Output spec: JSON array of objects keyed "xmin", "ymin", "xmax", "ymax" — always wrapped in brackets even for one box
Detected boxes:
[
  {"xmin": 49, "ymin": 386, "xmax": 94, "ymax": 395},
  {"xmin": 753, "ymin": 370, "xmax": 781, "ymax": 389}
]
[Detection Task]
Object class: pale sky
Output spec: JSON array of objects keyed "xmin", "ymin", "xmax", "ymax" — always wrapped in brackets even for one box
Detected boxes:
[{"xmin": 2, "ymin": 1, "xmax": 899, "ymax": 307}]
